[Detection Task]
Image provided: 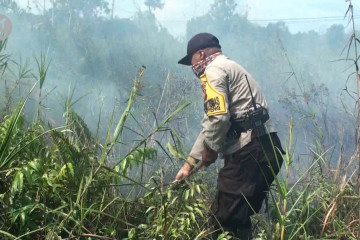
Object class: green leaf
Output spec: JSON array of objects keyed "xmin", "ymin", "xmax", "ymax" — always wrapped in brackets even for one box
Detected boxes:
[
  {"xmin": 190, "ymin": 212, "xmax": 196, "ymax": 222},
  {"xmin": 196, "ymin": 185, "xmax": 201, "ymax": 194},
  {"xmin": 170, "ymin": 196, "xmax": 178, "ymax": 206},
  {"xmin": 128, "ymin": 228, "xmax": 136, "ymax": 239},
  {"xmin": 194, "ymin": 208, "xmax": 204, "ymax": 218},
  {"xmin": 20, "ymin": 212, "xmax": 25, "ymax": 226},
  {"xmin": 138, "ymin": 224, "xmax": 148, "ymax": 229},
  {"xmin": 28, "ymin": 160, "xmax": 40, "ymax": 172},
  {"xmin": 185, "ymin": 190, "xmax": 189, "ymax": 200},
  {"xmin": 167, "ymin": 142, "xmax": 185, "ymax": 159},
  {"xmin": 76, "ymin": 176, "xmax": 84, "ymax": 203},
  {"xmin": 66, "ymin": 162, "xmax": 74, "ymax": 177},
  {"xmin": 146, "ymin": 206, "xmax": 155, "ymax": 214},
  {"xmin": 198, "ymin": 204, "xmax": 207, "ymax": 210},
  {"xmin": 12, "ymin": 171, "xmax": 24, "ymax": 193},
  {"xmin": 122, "ymin": 158, "xmax": 127, "ymax": 171},
  {"xmin": 167, "ymin": 189, "xmax": 172, "ymax": 199},
  {"xmin": 185, "ymin": 205, "xmax": 193, "ymax": 211}
]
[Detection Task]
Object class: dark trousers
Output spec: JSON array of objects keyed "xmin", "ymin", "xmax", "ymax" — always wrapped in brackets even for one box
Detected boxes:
[{"xmin": 208, "ymin": 133, "xmax": 284, "ymax": 240}]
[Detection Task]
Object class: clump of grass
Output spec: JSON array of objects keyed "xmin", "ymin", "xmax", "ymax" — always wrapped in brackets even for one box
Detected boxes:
[
  {"xmin": 0, "ymin": 45, "xmax": 193, "ymax": 239},
  {"xmin": 33, "ymin": 50, "xmax": 51, "ymax": 120}
]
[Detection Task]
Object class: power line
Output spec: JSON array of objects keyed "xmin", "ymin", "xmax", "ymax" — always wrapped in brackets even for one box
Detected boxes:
[
  {"xmin": 115, "ymin": 9, "xmax": 360, "ymax": 25},
  {"xmin": 248, "ymin": 15, "xmax": 360, "ymax": 22},
  {"xmin": 253, "ymin": 17, "xmax": 360, "ymax": 25},
  {"xmin": 156, "ymin": 15, "xmax": 360, "ymax": 24},
  {"xmin": 117, "ymin": 9, "xmax": 137, "ymax": 14}
]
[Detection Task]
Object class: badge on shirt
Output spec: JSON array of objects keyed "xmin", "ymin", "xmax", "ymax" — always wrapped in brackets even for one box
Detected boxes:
[{"xmin": 200, "ymin": 74, "xmax": 227, "ymax": 116}]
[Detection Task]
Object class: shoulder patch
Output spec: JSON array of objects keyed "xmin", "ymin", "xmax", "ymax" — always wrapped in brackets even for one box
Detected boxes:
[{"xmin": 200, "ymin": 74, "xmax": 227, "ymax": 116}]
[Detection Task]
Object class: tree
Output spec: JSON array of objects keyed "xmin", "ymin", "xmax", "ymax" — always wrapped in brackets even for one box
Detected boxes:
[
  {"xmin": 144, "ymin": 0, "xmax": 164, "ymax": 11},
  {"xmin": 209, "ymin": 0, "xmax": 237, "ymax": 21},
  {"xmin": 55, "ymin": 0, "xmax": 110, "ymax": 22},
  {"xmin": 325, "ymin": 24, "xmax": 346, "ymax": 50}
]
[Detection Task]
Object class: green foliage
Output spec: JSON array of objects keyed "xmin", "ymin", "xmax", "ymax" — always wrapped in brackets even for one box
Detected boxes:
[
  {"xmin": 0, "ymin": 49, "xmax": 197, "ymax": 239},
  {"xmin": 120, "ymin": 147, "xmax": 157, "ymax": 178},
  {"xmin": 125, "ymin": 173, "xmax": 209, "ymax": 240},
  {"xmin": 0, "ymin": 88, "xmax": 32, "ymax": 171},
  {"xmin": 0, "ymin": 39, "xmax": 9, "ymax": 77},
  {"xmin": 33, "ymin": 51, "xmax": 51, "ymax": 90}
]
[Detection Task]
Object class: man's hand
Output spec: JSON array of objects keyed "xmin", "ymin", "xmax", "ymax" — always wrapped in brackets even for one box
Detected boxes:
[{"xmin": 175, "ymin": 161, "xmax": 193, "ymax": 181}]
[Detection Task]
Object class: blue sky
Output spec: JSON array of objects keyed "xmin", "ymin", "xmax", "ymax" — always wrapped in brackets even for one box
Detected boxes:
[{"xmin": 16, "ymin": 0, "xmax": 360, "ymax": 37}]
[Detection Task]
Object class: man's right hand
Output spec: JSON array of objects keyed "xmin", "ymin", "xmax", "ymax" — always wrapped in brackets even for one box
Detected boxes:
[{"xmin": 175, "ymin": 160, "xmax": 194, "ymax": 181}]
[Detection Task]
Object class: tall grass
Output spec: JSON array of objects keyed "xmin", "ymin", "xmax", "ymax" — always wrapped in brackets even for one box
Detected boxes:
[
  {"xmin": 33, "ymin": 51, "xmax": 51, "ymax": 121},
  {"xmin": 0, "ymin": 42, "xmax": 195, "ymax": 239},
  {"xmin": 342, "ymin": 1, "xmax": 360, "ymax": 236}
]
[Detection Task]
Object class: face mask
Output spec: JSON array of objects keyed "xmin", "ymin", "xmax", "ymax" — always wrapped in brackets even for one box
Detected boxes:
[
  {"xmin": 192, "ymin": 59, "xmax": 206, "ymax": 78},
  {"xmin": 191, "ymin": 52, "xmax": 223, "ymax": 78}
]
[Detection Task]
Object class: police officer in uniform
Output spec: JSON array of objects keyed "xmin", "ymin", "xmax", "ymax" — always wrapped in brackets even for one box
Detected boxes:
[{"xmin": 175, "ymin": 33, "xmax": 285, "ymax": 240}]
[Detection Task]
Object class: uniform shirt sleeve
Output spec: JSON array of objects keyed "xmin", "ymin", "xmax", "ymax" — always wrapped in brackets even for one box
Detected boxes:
[
  {"xmin": 188, "ymin": 117, "xmax": 208, "ymax": 163},
  {"xmin": 189, "ymin": 66, "xmax": 231, "ymax": 160},
  {"xmin": 202, "ymin": 66, "xmax": 231, "ymax": 153}
]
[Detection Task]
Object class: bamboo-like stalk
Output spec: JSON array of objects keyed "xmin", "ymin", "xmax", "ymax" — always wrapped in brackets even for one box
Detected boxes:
[
  {"xmin": 345, "ymin": 1, "xmax": 360, "ymax": 237},
  {"xmin": 33, "ymin": 51, "xmax": 51, "ymax": 121},
  {"xmin": 281, "ymin": 121, "xmax": 293, "ymax": 240},
  {"xmin": 108, "ymin": 66, "xmax": 145, "ymax": 155}
]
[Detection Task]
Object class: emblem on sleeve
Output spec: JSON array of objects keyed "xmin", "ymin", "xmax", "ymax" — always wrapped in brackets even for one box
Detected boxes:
[{"xmin": 200, "ymin": 74, "xmax": 227, "ymax": 116}]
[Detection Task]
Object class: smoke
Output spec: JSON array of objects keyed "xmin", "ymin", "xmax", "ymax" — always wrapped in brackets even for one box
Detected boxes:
[{"xmin": 0, "ymin": 0, "xmax": 358, "ymax": 181}]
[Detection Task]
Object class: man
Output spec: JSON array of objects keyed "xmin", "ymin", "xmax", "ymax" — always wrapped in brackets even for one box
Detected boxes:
[{"xmin": 175, "ymin": 33, "xmax": 285, "ymax": 240}]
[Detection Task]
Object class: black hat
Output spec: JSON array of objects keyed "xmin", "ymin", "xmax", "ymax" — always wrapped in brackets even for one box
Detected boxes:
[{"xmin": 178, "ymin": 33, "xmax": 221, "ymax": 66}]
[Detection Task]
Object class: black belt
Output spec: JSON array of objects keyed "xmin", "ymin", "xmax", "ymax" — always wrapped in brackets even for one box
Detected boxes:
[{"xmin": 226, "ymin": 112, "xmax": 270, "ymax": 138}]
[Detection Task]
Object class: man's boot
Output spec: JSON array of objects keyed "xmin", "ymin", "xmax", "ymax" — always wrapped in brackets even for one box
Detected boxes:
[
  {"xmin": 209, "ymin": 228, "xmax": 238, "ymax": 240},
  {"xmin": 236, "ymin": 229, "xmax": 252, "ymax": 240},
  {"xmin": 207, "ymin": 216, "xmax": 237, "ymax": 240},
  {"xmin": 235, "ymin": 219, "xmax": 252, "ymax": 240}
]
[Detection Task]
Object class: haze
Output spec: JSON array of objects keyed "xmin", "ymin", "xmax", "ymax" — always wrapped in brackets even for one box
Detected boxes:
[{"xmin": 1, "ymin": 0, "xmax": 358, "ymax": 179}]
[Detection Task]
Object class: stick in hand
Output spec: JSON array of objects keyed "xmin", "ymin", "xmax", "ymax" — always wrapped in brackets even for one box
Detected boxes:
[{"xmin": 170, "ymin": 161, "xmax": 205, "ymax": 190}]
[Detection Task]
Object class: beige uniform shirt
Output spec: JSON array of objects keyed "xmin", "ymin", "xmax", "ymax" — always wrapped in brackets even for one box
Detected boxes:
[{"xmin": 189, "ymin": 55, "xmax": 277, "ymax": 163}]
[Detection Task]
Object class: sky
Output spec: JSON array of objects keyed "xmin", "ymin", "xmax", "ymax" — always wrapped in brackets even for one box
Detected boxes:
[{"xmin": 15, "ymin": 0, "xmax": 360, "ymax": 37}]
